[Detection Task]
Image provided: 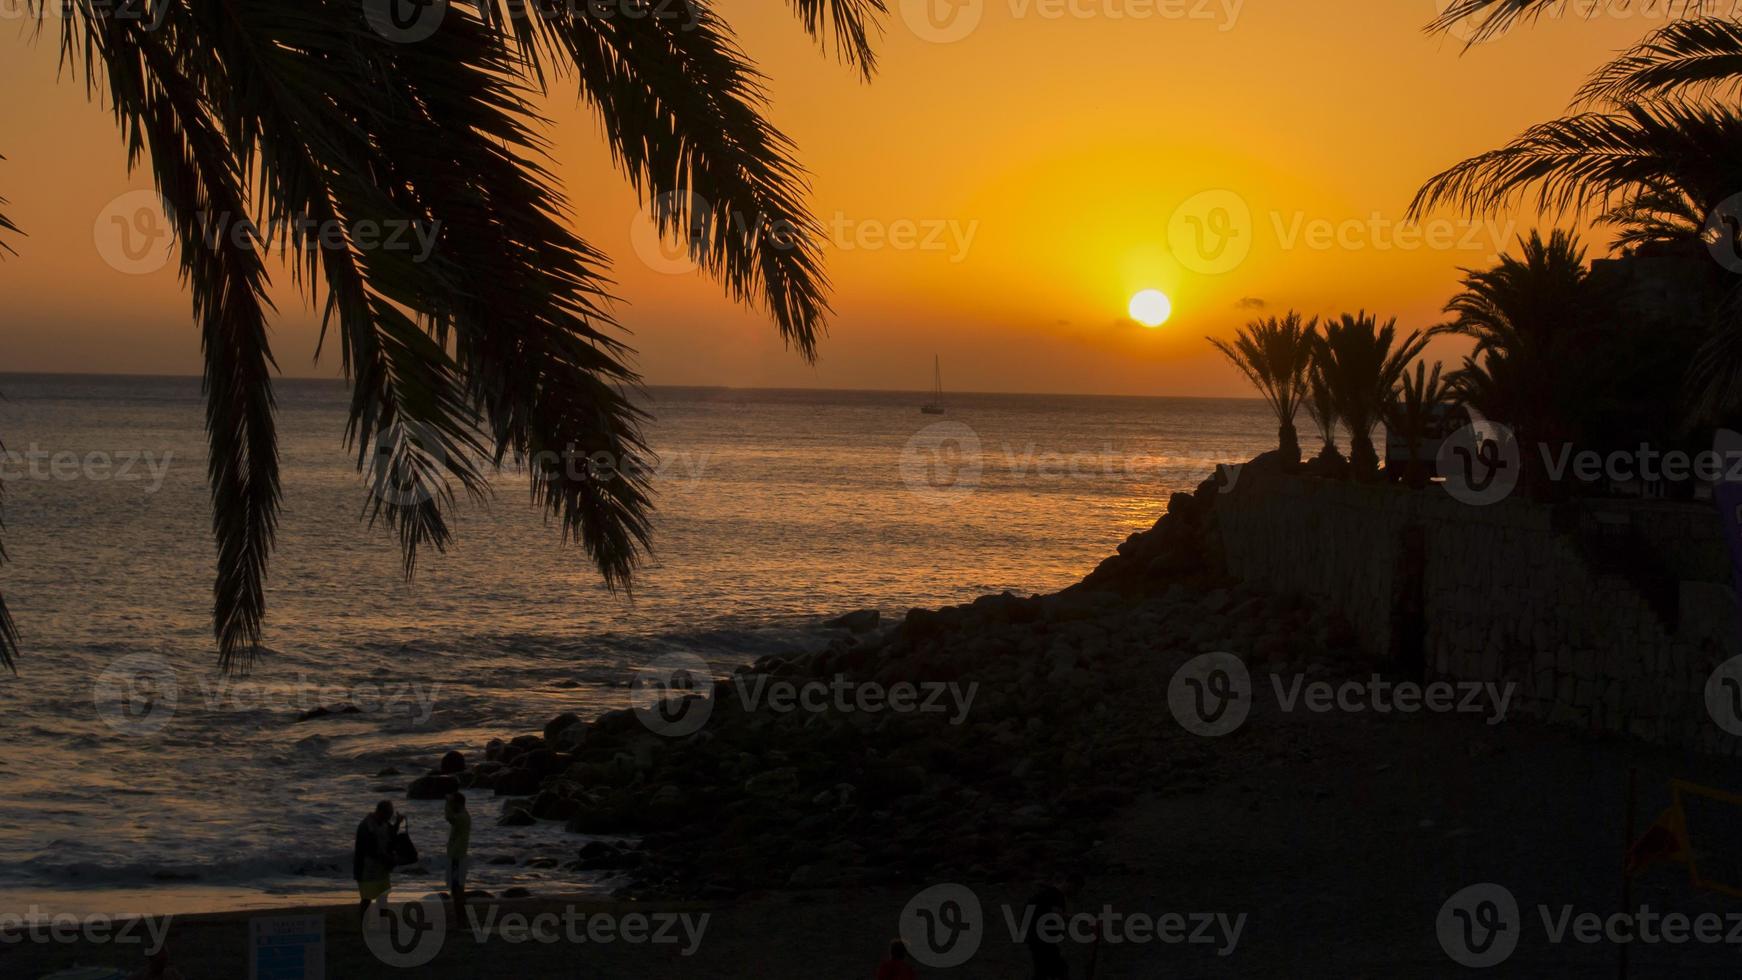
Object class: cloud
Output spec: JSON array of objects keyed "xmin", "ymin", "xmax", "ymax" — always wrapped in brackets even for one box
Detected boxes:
[{"xmin": 1234, "ymin": 297, "xmax": 1267, "ymax": 310}]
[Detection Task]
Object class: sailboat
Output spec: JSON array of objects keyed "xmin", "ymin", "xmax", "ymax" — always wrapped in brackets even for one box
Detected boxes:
[{"xmin": 920, "ymin": 356, "xmax": 946, "ymax": 415}]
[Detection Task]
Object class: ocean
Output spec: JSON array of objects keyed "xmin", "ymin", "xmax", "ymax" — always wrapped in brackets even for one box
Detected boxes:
[{"xmin": 0, "ymin": 374, "xmax": 1273, "ymax": 915}]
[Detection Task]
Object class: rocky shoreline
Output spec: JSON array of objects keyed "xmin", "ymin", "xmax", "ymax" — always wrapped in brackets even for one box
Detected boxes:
[{"xmin": 413, "ymin": 457, "xmax": 1362, "ymax": 899}]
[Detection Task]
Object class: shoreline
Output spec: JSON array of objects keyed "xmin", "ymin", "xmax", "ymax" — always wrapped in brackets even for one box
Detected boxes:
[{"xmin": 12, "ymin": 458, "xmax": 1742, "ymax": 975}]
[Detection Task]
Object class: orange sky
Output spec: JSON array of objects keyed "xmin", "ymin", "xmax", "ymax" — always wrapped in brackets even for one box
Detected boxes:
[{"xmin": 0, "ymin": 1, "xmax": 1667, "ymax": 396}]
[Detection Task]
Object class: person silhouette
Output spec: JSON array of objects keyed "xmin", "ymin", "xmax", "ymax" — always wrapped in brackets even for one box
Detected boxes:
[
  {"xmin": 354, "ymin": 800, "xmax": 403, "ymax": 922},
  {"xmin": 444, "ymin": 792, "xmax": 472, "ymax": 927},
  {"xmin": 874, "ymin": 938, "xmax": 918, "ymax": 979},
  {"xmin": 1024, "ymin": 873, "xmax": 1084, "ymax": 980}
]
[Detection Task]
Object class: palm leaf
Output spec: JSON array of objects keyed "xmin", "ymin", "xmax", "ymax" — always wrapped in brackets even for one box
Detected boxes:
[
  {"xmin": 1409, "ymin": 101, "xmax": 1742, "ymax": 221},
  {"xmin": 68, "ymin": 9, "xmax": 283, "ymax": 670},
  {"xmin": 1577, "ymin": 17, "xmax": 1742, "ymax": 106},
  {"xmin": 8, "ymin": 0, "xmax": 884, "ymax": 669},
  {"xmin": 1428, "ymin": 0, "xmax": 1715, "ymax": 46}
]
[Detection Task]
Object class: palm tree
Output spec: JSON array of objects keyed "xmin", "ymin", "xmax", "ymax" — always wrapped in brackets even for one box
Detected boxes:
[
  {"xmin": 1303, "ymin": 366, "xmax": 1342, "ymax": 466},
  {"xmin": 1311, "ymin": 312, "xmax": 1428, "ymax": 478},
  {"xmin": 1430, "ymin": 231, "xmax": 1621, "ymax": 493},
  {"xmin": 1418, "ymin": 5, "xmax": 1742, "ymax": 419},
  {"xmin": 1430, "ymin": 231, "xmax": 1599, "ymax": 421},
  {"xmin": 1207, "ymin": 312, "xmax": 1318, "ymax": 464},
  {"xmin": 0, "ymin": 0, "xmax": 888, "ymax": 671},
  {"xmin": 1383, "ymin": 360, "xmax": 1447, "ymax": 489}
]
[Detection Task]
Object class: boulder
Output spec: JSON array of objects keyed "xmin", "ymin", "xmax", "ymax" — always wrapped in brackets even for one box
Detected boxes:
[
  {"xmin": 438, "ymin": 750, "xmax": 466, "ymax": 775},
  {"xmin": 492, "ymin": 768, "xmax": 544, "ymax": 797},
  {"xmin": 497, "ymin": 805, "xmax": 536, "ymax": 827},
  {"xmin": 294, "ymin": 704, "xmax": 361, "ymax": 723},
  {"xmin": 825, "ymin": 609, "xmax": 881, "ymax": 633},
  {"xmin": 543, "ymin": 712, "xmax": 583, "ymax": 744}
]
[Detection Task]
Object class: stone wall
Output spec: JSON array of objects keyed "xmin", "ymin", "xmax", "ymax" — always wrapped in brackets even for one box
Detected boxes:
[{"xmin": 1212, "ymin": 469, "xmax": 1742, "ymax": 754}]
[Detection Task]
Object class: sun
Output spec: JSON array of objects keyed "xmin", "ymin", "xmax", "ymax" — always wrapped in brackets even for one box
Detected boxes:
[{"xmin": 1128, "ymin": 289, "xmax": 1172, "ymax": 328}]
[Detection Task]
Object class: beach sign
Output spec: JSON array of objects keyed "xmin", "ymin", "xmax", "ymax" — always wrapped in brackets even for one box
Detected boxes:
[{"xmin": 248, "ymin": 914, "xmax": 325, "ymax": 980}]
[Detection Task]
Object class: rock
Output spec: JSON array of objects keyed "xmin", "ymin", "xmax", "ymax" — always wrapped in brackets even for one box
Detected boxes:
[
  {"xmin": 376, "ymin": 767, "xmax": 402, "ymax": 777},
  {"xmin": 788, "ymin": 865, "xmax": 829, "ymax": 888},
  {"xmin": 439, "ymin": 751, "xmax": 466, "ymax": 775},
  {"xmin": 543, "ymin": 712, "xmax": 583, "ymax": 744},
  {"xmin": 530, "ymin": 789, "xmax": 580, "ymax": 821},
  {"xmin": 645, "ymin": 784, "xmax": 688, "ymax": 829},
  {"xmin": 512, "ymin": 749, "xmax": 563, "ymax": 778},
  {"xmin": 295, "ymin": 704, "xmax": 361, "ymax": 722},
  {"xmin": 575, "ymin": 841, "xmax": 640, "ymax": 871},
  {"xmin": 488, "ymin": 855, "xmax": 517, "ymax": 866},
  {"xmin": 502, "ymin": 887, "xmax": 533, "ymax": 899},
  {"xmin": 493, "ymin": 768, "xmax": 544, "ymax": 797},
  {"xmin": 825, "ymin": 609, "xmax": 881, "ymax": 633},
  {"xmin": 744, "ymin": 768, "xmax": 800, "ymax": 798},
  {"xmin": 407, "ymin": 774, "xmax": 460, "ymax": 801},
  {"xmin": 497, "ymin": 807, "xmax": 536, "ymax": 828}
]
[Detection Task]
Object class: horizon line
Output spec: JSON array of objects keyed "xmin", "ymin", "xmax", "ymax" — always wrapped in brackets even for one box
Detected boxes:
[{"xmin": 0, "ymin": 370, "xmax": 1265, "ymax": 404}]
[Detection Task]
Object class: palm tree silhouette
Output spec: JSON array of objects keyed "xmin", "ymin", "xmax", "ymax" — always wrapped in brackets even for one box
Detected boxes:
[
  {"xmin": 1419, "ymin": 5, "xmax": 1742, "ymax": 419},
  {"xmin": 1207, "ymin": 312, "xmax": 1318, "ymax": 465},
  {"xmin": 1303, "ymin": 365, "xmax": 1342, "ymax": 466},
  {"xmin": 1382, "ymin": 360, "xmax": 1447, "ymax": 489},
  {"xmin": 0, "ymin": 0, "xmax": 888, "ymax": 670},
  {"xmin": 1430, "ymin": 231, "xmax": 1607, "ymax": 492},
  {"xmin": 1311, "ymin": 312, "xmax": 1427, "ymax": 478}
]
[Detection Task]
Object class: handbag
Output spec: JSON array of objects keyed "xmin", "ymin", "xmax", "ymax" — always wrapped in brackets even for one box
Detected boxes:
[{"xmin": 390, "ymin": 818, "xmax": 420, "ymax": 867}]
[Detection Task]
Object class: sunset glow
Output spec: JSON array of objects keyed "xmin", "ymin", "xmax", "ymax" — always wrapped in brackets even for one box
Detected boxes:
[{"xmin": 0, "ymin": 7, "xmax": 1659, "ymax": 395}]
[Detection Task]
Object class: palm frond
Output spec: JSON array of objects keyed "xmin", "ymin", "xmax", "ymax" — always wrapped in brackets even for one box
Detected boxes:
[
  {"xmin": 1428, "ymin": 0, "xmax": 1714, "ymax": 46},
  {"xmin": 1685, "ymin": 285, "xmax": 1742, "ymax": 418},
  {"xmin": 1409, "ymin": 101, "xmax": 1742, "ymax": 221},
  {"xmin": 1577, "ymin": 17, "xmax": 1742, "ymax": 106},
  {"xmin": 0, "ymin": 154, "xmax": 17, "ymax": 257},
  {"xmin": 786, "ymin": 0, "xmax": 887, "ymax": 79},
  {"xmin": 71, "ymin": 8, "xmax": 284, "ymax": 670},
  {"xmin": 12, "ymin": 0, "xmax": 875, "ymax": 669},
  {"xmin": 0, "ymin": 433, "xmax": 18, "ymax": 672},
  {"xmin": 538, "ymin": 7, "xmax": 834, "ymax": 358}
]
